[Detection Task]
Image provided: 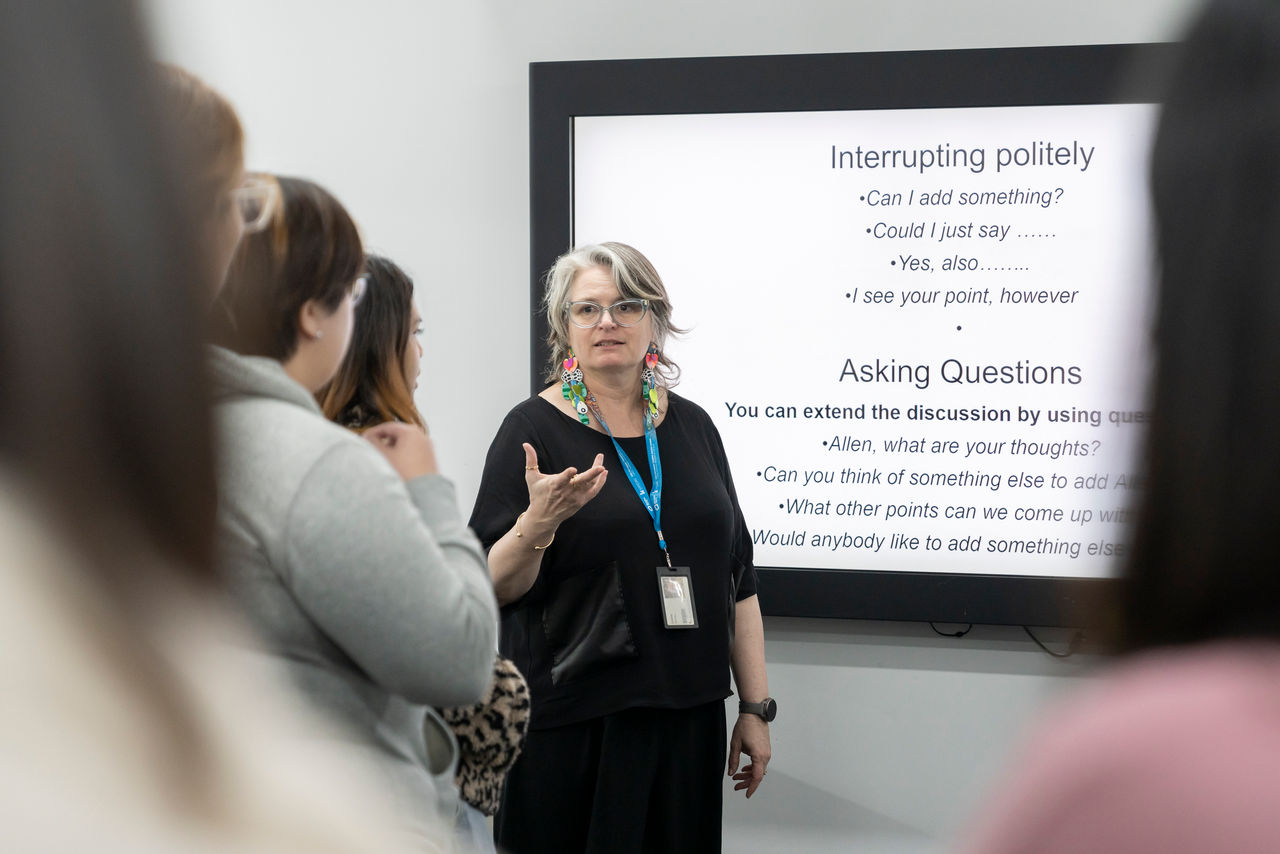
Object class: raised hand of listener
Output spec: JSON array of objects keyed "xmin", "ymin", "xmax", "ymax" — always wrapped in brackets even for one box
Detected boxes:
[{"xmin": 364, "ymin": 422, "xmax": 439, "ymax": 481}]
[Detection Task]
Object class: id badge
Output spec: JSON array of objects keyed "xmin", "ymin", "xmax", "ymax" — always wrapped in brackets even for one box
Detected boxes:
[{"xmin": 656, "ymin": 565, "xmax": 698, "ymax": 629}]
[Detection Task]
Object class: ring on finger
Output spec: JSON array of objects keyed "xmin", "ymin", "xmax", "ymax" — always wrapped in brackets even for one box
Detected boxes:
[{"xmin": 570, "ymin": 474, "xmax": 578, "ymax": 484}]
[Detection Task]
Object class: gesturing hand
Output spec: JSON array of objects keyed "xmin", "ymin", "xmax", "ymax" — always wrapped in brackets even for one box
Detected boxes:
[{"xmin": 522, "ymin": 442, "xmax": 607, "ymax": 530}]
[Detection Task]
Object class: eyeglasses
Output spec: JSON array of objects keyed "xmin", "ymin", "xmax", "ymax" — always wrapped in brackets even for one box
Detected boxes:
[
  {"xmin": 233, "ymin": 174, "xmax": 279, "ymax": 233},
  {"xmin": 565, "ymin": 298, "xmax": 649, "ymax": 328},
  {"xmin": 350, "ymin": 276, "xmax": 367, "ymax": 307}
]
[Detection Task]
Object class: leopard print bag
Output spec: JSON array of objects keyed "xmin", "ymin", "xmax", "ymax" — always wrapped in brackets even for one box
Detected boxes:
[{"xmin": 439, "ymin": 655, "xmax": 531, "ymax": 816}]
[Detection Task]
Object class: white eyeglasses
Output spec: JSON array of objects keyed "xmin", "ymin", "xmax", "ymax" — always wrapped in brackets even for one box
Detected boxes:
[
  {"xmin": 232, "ymin": 174, "xmax": 280, "ymax": 233},
  {"xmin": 565, "ymin": 298, "xmax": 649, "ymax": 328}
]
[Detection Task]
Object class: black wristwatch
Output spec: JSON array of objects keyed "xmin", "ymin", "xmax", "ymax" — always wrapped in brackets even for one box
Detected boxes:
[{"xmin": 738, "ymin": 697, "xmax": 777, "ymax": 722}]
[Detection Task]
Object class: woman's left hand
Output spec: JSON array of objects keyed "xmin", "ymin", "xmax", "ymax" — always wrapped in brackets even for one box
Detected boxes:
[{"xmin": 728, "ymin": 714, "xmax": 772, "ymax": 798}]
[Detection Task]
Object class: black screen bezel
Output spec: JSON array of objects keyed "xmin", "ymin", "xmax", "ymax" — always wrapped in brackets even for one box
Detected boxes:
[{"xmin": 529, "ymin": 43, "xmax": 1174, "ymax": 626}]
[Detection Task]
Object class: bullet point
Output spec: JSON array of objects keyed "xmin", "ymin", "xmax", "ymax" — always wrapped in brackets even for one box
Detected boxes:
[
  {"xmin": 778, "ymin": 503, "xmax": 784, "ymax": 509},
  {"xmin": 822, "ymin": 440, "xmax": 828, "ymax": 446},
  {"xmin": 866, "ymin": 227, "xmax": 871, "ymax": 233},
  {"xmin": 890, "ymin": 260, "xmax": 896, "ymax": 266},
  {"xmin": 845, "ymin": 292, "xmax": 851, "ymax": 298},
  {"xmin": 956, "ymin": 325, "xmax": 962, "ymax": 331},
  {"xmin": 859, "ymin": 195, "xmax": 865, "ymax": 201},
  {"xmin": 756, "ymin": 471, "xmax": 762, "ymax": 476}
]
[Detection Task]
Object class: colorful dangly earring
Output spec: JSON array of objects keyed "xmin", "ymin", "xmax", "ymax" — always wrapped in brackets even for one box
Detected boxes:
[
  {"xmin": 560, "ymin": 349, "xmax": 590, "ymax": 425},
  {"xmin": 641, "ymin": 343, "xmax": 660, "ymax": 426}
]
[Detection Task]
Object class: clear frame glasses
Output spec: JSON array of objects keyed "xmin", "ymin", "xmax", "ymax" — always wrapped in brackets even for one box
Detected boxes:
[
  {"xmin": 565, "ymin": 298, "xmax": 649, "ymax": 328},
  {"xmin": 233, "ymin": 173, "xmax": 280, "ymax": 234}
]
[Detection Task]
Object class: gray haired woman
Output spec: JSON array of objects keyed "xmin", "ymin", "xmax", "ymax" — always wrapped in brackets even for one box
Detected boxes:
[{"xmin": 470, "ymin": 242, "xmax": 773, "ymax": 853}]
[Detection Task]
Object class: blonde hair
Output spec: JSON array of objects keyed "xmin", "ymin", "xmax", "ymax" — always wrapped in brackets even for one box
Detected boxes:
[{"xmin": 541, "ymin": 242, "xmax": 685, "ymax": 384}]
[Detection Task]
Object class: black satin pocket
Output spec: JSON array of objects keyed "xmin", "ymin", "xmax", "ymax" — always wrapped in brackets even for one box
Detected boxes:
[{"xmin": 542, "ymin": 561, "xmax": 638, "ymax": 686}]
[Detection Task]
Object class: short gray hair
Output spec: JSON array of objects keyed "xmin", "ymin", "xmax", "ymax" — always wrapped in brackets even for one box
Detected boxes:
[{"xmin": 542, "ymin": 242, "xmax": 686, "ymax": 384}]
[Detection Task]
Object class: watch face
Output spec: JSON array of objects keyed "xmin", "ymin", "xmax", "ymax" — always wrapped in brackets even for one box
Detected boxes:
[{"xmin": 762, "ymin": 698, "xmax": 777, "ymax": 722}]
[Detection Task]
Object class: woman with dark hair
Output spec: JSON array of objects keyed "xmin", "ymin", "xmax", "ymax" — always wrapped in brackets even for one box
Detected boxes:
[
  {"xmin": 320, "ymin": 254, "xmax": 427, "ymax": 430},
  {"xmin": 209, "ymin": 177, "xmax": 498, "ymax": 848},
  {"xmin": 959, "ymin": 2, "xmax": 1280, "ymax": 851},
  {"xmin": 320, "ymin": 253, "xmax": 531, "ymax": 853},
  {"xmin": 0, "ymin": 1, "xmax": 440, "ymax": 850}
]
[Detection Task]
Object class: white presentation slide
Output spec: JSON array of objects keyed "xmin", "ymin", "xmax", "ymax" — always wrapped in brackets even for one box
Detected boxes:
[{"xmin": 574, "ymin": 104, "xmax": 1156, "ymax": 578}]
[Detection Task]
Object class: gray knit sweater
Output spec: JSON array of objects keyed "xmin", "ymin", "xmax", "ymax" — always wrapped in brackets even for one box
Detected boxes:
[{"xmin": 208, "ymin": 346, "xmax": 497, "ymax": 843}]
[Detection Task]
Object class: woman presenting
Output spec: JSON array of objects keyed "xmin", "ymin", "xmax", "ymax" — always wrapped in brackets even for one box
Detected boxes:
[{"xmin": 470, "ymin": 242, "xmax": 772, "ymax": 853}]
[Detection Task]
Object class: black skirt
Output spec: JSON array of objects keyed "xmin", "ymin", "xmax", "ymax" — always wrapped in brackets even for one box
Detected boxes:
[{"xmin": 494, "ymin": 700, "xmax": 727, "ymax": 854}]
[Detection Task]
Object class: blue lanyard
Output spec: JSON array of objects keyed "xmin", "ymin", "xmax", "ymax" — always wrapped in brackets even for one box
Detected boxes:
[{"xmin": 588, "ymin": 403, "xmax": 670, "ymax": 567}]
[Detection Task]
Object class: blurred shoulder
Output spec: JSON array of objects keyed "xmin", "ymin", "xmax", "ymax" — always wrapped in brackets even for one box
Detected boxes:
[
  {"xmin": 1053, "ymin": 643, "xmax": 1280, "ymax": 748},
  {"xmin": 963, "ymin": 643, "xmax": 1280, "ymax": 853}
]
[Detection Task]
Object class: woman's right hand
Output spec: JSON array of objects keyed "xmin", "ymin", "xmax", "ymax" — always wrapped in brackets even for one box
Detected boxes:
[
  {"xmin": 364, "ymin": 422, "xmax": 439, "ymax": 481},
  {"xmin": 522, "ymin": 442, "xmax": 607, "ymax": 531}
]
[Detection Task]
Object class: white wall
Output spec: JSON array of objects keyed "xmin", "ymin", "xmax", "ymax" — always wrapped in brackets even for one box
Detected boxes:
[{"xmin": 145, "ymin": 2, "xmax": 1198, "ymax": 851}]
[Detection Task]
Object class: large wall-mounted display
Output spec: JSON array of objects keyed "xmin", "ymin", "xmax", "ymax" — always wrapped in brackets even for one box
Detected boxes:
[{"xmin": 530, "ymin": 44, "xmax": 1174, "ymax": 626}]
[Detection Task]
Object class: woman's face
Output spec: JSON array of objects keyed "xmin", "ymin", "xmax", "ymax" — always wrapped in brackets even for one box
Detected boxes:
[
  {"xmin": 565, "ymin": 265, "xmax": 653, "ymax": 378},
  {"xmin": 403, "ymin": 301, "xmax": 423, "ymax": 391}
]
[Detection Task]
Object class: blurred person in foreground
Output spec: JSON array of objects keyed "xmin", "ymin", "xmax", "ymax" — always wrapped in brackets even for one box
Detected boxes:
[
  {"xmin": 320, "ymin": 254, "xmax": 532, "ymax": 853},
  {"xmin": 156, "ymin": 62, "xmax": 271, "ymax": 298},
  {"xmin": 959, "ymin": 2, "xmax": 1280, "ymax": 851},
  {"xmin": 0, "ymin": 1, "xmax": 443, "ymax": 850},
  {"xmin": 209, "ymin": 178, "xmax": 498, "ymax": 848},
  {"xmin": 470, "ymin": 242, "xmax": 771, "ymax": 853}
]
